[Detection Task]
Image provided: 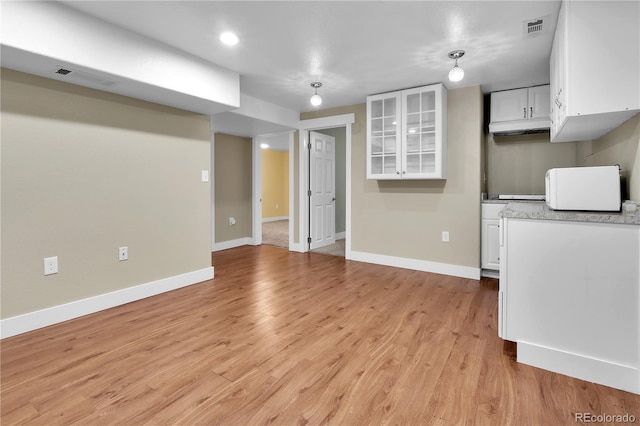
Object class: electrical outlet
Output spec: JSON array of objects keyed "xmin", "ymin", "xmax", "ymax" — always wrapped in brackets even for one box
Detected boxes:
[
  {"xmin": 229, "ymin": 217, "xmax": 236, "ymax": 226},
  {"xmin": 119, "ymin": 246, "xmax": 128, "ymax": 261},
  {"xmin": 201, "ymin": 170, "xmax": 209, "ymax": 183},
  {"xmin": 441, "ymin": 231, "xmax": 450, "ymax": 243},
  {"xmin": 44, "ymin": 256, "xmax": 58, "ymax": 275}
]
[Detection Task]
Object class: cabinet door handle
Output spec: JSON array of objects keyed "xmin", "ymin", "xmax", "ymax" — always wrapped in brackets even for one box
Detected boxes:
[
  {"xmin": 396, "ymin": 171, "xmax": 400, "ymax": 175},
  {"xmin": 523, "ymin": 107, "xmax": 527, "ymax": 119},
  {"xmin": 402, "ymin": 171, "xmax": 406, "ymax": 174},
  {"xmin": 530, "ymin": 106, "xmax": 533, "ymax": 118}
]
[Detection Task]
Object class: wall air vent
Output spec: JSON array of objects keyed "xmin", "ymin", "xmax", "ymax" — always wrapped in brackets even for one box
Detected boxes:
[
  {"xmin": 523, "ymin": 16, "xmax": 548, "ymax": 38},
  {"xmin": 52, "ymin": 66, "xmax": 117, "ymax": 87}
]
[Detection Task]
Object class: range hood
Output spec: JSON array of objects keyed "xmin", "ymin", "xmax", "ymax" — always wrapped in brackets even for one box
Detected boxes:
[{"xmin": 489, "ymin": 117, "xmax": 551, "ymax": 136}]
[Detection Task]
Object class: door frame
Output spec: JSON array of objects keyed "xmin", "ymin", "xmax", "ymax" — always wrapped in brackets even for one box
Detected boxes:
[{"xmin": 297, "ymin": 113, "xmax": 354, "ymax": 258}]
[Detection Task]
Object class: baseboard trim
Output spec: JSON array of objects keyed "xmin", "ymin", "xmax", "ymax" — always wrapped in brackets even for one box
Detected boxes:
[
  {"xmin": 336, "ymin": 231, "xmax": 346, "ymax": 240},
  {"xmin": 262, "ymin": 216, "xmax": 289, "ymax": 223},
  {"xmin": 1, "ymin": 267, "xmax": 214, "ymax": 339},
  {"xmin": 289, "ymin": 242, "xmax": 304, "ymax": 252},
  {"xmin": 518, "ymin": 340, "xmax": 640, "ymax": 395},
  {"xmin": 213, "ymin": 237, "xmax": 254, "ymax": 252},
  {"xmin": 481, "ymin": 269, "xmax": 500, "ymax": 279},
  {"xmin": 350, "ymin": 251, "xmax": 480, "ymax": 280}
]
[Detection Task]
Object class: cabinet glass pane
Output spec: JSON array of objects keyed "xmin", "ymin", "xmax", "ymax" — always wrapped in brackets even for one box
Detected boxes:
[
  {"xmin": 371, "ymin": 136, "xmax": 382, "ymax": 154},
  {"xmin": 422, "ymin": 91, "xmax": 435, "ymax": 111},
  {"xmin": 383, "ymin": 98, "xmax": 396, "ymax": 117},
  {"xmin": 407, "ymin": 134, "xmax": 420, "ymax": 153},
  {"xmin": 421, "ymin": 153, "xmax": 435, "ymax": 173},
  {"xmin": 384, "ymin": 156, "xmax": 396, "ymax": 174},
  {"xmin": 421, "ymin": 112, "xmax": 435, "ymax": 132},
  {"xmin": 406, "ymin": 154, "xmax": 420, "ymax": 173},
  {"xmin": 406, "ymin": 113, "xmax": 420, "ymax": 133},
  {"xmin": 383, "ymin": 117, "xmax": 396, "ymax": 135},
  {"xmin": 371, "ymin": 117, "xmax": 383, "ymax": 135},
  {"xmin": 406, "ymin": 93, "xmax": 420, "ymax": 114},
  {"xmin": 371, "ymin": 100, "xmax": 383, "ymax": 118},
  {"xmin": 371, "ymin": 156, "xmax": 382, "ymax": 174},
  {"xmin": 384, "ymin": 137, "xmax": 396, "ymax": 153},
  {"xmin": 422, "ymin": 133, "xmax": 435, "ymax": 152}
]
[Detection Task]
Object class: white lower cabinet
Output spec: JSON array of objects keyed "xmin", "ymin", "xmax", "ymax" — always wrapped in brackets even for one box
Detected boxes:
[
  {"xmin": 499, "ymin": 216, "xmax": 640, "ymax": 394},
  {"xmin": 481, "ymin": 203, "xmax": 506, "ymax": 273}
]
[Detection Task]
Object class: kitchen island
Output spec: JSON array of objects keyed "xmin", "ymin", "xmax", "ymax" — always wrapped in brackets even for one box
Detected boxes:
[{"xmin": 498, "ymin": 201, "xmax": 640, "ymax": 394}]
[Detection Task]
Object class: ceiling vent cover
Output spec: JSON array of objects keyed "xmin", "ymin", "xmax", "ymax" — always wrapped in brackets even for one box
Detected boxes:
[
  {"xmin": 523, "ymin": 16, "xmax": 548, "ymax": 38},
  {"xmin": 52, "ymin": 66, "xmax": 117, "ymax": 87}
]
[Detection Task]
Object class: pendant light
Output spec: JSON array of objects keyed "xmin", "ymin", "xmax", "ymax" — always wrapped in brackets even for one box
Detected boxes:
[
  {"xmin": 448, "ymin": 50, "xmax": 465, "ymax": 82},
  {"xmin": 310, "ymin": 82, "xmax": 322, "ymax": 106}
]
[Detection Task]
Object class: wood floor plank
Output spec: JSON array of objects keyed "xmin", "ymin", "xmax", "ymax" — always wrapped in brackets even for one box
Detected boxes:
[{"xmin": 2, "ymin": 245, "xmax": 639, "ymax": 425}]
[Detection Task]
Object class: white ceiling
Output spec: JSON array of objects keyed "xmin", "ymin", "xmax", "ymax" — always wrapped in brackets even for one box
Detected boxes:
[{"xmin": 61, "ymin": 1, "xmax": 561, "ymax": 115}]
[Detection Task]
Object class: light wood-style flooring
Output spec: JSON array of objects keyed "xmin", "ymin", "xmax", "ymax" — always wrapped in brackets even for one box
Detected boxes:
[{"xmin": 2, "ymin": 245, "xmax": 639, "ymax": 424}]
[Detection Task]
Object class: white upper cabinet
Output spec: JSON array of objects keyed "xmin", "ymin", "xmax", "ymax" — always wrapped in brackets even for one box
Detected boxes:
[
  {"xmin": 489, "ymin": 85, "xmax": 550, "ymax": 135},
  {"xmin": 367, "ymin": 83, "xmax": 447, "ymax": 180},
  {"xmin": 550, "ymin": 1, "xmax": 640, "ymax": 143}
]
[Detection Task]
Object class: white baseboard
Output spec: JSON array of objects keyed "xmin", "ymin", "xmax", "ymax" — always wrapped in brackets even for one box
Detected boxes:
[
  {"xmin": 336, "ymin": 231, "xmax": 346, "ymax": 240},
  {"xmin": 349, "ymin": 251, "xmax": 481, "ymax": 280},
  {"xmin": 262, "ymin": 216, "xmax": 289, "ymax": 223},
  {"xmin": 213, "ymin": 237, "xmax": 254, "ymax": 252},
  {"xmin": 481, "ymin": 269, "xmax": 500, "ymax": 279},
  {"xmin": 1, "ymin": 267, "xmax": 214, "ymax": 339},
  {"xmin": 518, "ymin": 340, "xmax": 640, "ymax": 395}
]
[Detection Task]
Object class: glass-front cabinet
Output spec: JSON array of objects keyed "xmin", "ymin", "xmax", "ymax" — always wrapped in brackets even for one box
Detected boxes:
[{"xmin": 366, "ymin": 83, "xmax": 447, "ymax": 180}]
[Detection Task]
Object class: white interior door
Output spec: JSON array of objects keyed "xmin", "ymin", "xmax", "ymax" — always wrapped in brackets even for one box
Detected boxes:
[{"xmin": 309, "ymin": 131, "xmax": 335, "ymax": 250}]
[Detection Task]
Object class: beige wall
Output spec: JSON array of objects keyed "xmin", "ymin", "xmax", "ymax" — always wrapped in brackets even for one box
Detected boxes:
[
  {"xmin": 302, "ymin": 86, "xmax": 483, "ymax": 268},
  {"xmin": 1, "ymin": 69, "xmax": 212, "ymax": 319},
  {"xmin": 214, "ymin": 133, "xmax": 252, "ymax": 242},
  {"xmin": 486, "ymin": 132, "xmax": 578, "ymax": 195},
  {"xmin": 261, "ymin": 149, "xmax": 289, "ymax": 219},
  {"xmin": 577, "ymin": 114, "xmax": 640, "ymax": 201}
]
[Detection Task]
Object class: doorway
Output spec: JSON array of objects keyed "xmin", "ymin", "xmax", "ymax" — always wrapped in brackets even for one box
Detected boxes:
[
  {"xmin": 297, "ymin": 113, "xmax": 354, "ymax": 259},
  {"xmin": 253, "ymin": 131, "xmax": 294, "ymax": 250}
]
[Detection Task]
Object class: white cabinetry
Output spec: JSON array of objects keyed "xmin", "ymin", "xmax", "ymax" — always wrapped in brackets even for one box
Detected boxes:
[
  {"xmin": 481, "ymin": 203, "xmax": 506, "ymax": 273},
  {"xmin": 550, "ymin": 1, "xmax": 640, "ymax": 143},
  {"xmin": 499, "ymin": 216, "xmax": 640, "ymax": 394},
  {"xmin": 489, "ymin": 85, "xmax": 550, "ymax": 135},
  {"xmin": 367, "ymin": 83, "xmax": 447, "ymax": 179}
]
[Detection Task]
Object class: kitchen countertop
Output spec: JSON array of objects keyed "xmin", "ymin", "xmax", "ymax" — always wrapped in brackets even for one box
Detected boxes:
[{"xmin": 499, "ymin": 200, "xmax": 640, "ymax": 225}]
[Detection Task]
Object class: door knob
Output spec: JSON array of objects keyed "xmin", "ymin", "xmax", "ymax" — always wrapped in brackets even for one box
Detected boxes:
[{"xmin": 332, "ymin": 197, "xmax": 336, "ymax": 201}]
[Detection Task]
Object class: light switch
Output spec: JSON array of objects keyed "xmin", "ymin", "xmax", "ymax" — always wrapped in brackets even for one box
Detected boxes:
[{"xmin": 201, "ymin": 170, "xmax": 209, "ymax": 183}]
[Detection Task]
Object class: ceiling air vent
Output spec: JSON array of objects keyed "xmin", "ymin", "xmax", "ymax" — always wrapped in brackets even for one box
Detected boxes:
[
  {"xmin": 52, "ymin": 66, "xmax": 117, "ymax": 87},
  {"xmin": 523, "ymin": 16, "xmax": 548, "ymax": 38}
]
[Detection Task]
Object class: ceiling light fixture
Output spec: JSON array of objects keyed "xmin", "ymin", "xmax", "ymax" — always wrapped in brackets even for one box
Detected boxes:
[
  {"xmin": 310, "ymin": 82, "xmax": 322, "ymax": 106},
  {"xmin": 220, "ymin": 32, "xmax": 239, "ymax": 46},
  {"xmin": 260, "ymin": 143, "xmax": 269, "ymax": 149},
  {"xmin": 448, "ymin": 50, "xmax": 465, "ymax": 82}
]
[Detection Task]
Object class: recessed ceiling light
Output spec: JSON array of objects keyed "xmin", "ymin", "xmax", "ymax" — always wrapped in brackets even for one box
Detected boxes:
[
  {"xmin": 260, "ymin": 143, "xmax": 269, "ymax": 149},
  {"xmin": 220, "ymin": 32, "xmax": 239, "ymax": 46}
]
